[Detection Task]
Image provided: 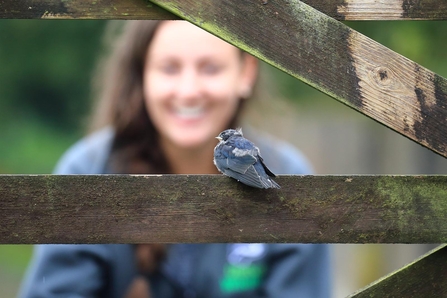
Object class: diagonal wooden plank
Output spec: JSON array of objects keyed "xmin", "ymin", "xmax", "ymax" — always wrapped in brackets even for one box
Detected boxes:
[
  {"xmin": 150, "ymin": 0, "xmax": 447, "ymax": 159},
  {"xmin": 2, "ymin": 175, "xmax": 447, "ymax": 244},
  {"xmin": 348, "ymin": 244, "xmax": 447, "ymax": 297},
  {"xmin": 1, "ymin": 0, "xmax": 446, "ymax": 20}
]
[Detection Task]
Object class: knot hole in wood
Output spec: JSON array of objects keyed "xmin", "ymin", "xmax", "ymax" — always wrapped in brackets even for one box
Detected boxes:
[{"xmin": 372, "ymin": 66, "xmax": 394, "ymax": 87}]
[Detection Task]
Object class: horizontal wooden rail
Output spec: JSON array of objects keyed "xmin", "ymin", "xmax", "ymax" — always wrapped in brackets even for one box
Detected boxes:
[
  {"xmin": 349, "ymin": 244, "xmax": 447, "ymax": 297},
  {"xmin": 152, "ymin": 0, "xmax": 447, "ymax": 160},
  {"xmin": 1, "ymin": 0, "xmax": 446, "ymax": 20},
  {"xmin": 0, "ymin": 0, "xmax": 178, "ymax": 20},
  {"xmin": 1, "ymin": 175, "xmax": 447, "ymax": 244}
]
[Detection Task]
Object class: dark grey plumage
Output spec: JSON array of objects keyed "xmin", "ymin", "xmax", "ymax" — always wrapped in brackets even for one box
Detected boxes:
[{"xmin": 213, "ymin": 128, "xmax": 280, "ymax": 189}]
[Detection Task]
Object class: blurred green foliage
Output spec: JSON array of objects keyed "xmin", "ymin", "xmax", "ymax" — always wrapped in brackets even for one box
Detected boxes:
[
  {"xmin": 0, "ymin": 20, "xmax": 107, "ymax": 173},
  {"xmin": 0, "ymin": 19, "xmax": 446, "ymax": 296},
  {"xmin": 0, "ymin": 20, "xmax": 106, "ymax": 129}
]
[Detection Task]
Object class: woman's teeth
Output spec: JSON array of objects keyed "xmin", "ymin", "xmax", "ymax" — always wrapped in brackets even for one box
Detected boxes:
[{"xmin": 175, "ymin": 106, "xmax": 204, "ymax": 119}]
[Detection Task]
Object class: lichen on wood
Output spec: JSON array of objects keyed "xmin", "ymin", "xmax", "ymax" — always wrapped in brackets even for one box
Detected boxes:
[{"xmin": 2, "ymin": 175, "xmax": 447, "ymax": 244}]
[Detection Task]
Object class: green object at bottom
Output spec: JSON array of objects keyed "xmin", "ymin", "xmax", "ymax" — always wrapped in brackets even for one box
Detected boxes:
[{"xmin": 219, "ymin": 264, "xmax": 266, "ymax": 294}]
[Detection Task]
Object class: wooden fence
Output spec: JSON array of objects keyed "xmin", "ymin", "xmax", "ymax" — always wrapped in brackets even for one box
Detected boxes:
[{"xmin": 1, "ymin": 0, "xmax": 447, "ymax": 296}]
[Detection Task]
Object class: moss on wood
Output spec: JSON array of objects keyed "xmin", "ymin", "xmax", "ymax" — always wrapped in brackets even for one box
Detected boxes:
[{"xmin": 1, "ymin": 175, "xmax": 447, "ymax": 244}]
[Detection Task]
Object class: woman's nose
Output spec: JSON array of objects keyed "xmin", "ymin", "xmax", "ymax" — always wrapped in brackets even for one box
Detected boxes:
[{"xmin": 176, "ymin": 69, "xmax": 201, "ymax": 102}]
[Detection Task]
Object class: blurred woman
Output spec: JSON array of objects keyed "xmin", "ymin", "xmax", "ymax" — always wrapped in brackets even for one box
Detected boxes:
[{"xmin": 20, "ymin": 20, "xmax": 330, "ymax": 298}]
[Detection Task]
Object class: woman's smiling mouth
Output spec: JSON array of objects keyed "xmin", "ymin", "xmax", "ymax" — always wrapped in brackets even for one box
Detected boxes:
[{"xmin": 173, "ymin": 105, "xmax": 205, "ymax": 120}]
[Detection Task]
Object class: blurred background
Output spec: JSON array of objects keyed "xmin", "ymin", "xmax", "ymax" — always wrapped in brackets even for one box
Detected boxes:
[{"xmin": 0, "ymin": 19, "xmax": 446, "ymax": 297}]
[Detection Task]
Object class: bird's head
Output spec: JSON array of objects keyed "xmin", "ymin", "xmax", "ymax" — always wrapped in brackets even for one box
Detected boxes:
[{"xmin": 216, "ymin": 128, "xmax": 243, "ymax": 141}]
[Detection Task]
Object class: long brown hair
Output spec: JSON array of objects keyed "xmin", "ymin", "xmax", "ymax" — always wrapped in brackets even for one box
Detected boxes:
[{"xmin": 90, "ymin": 21, "xmax": 249, "ymax": 174}]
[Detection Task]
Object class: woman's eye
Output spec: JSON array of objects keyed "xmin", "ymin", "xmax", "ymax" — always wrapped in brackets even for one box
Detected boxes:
[
  {"xmin": 202, "ymin": 64, "xmax": 221, "ymax": 75},
  {"xmin": 160, "ymin": 64, "xmax": 179, "ymax": 75}
]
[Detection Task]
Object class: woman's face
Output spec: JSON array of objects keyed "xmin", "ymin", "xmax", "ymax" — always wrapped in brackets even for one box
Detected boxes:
[{"xmin": 143, "ymin": 21, "xmax": 257, "ymax": 150}]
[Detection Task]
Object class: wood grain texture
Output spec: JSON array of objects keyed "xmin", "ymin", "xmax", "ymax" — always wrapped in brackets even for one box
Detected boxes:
[
  {"xmin": 0, "ymin": 0, "xmax": 178, "ymax": 19},
  {"xmin": 151, "ymin": 0, "xmax": 447, "ymax": 158},
  {"xmin": 334, "ymin": 0, "xmax": 447, "ymax": 20},
  {"xmin": 349, "ymin": 245, "xmax": 447, "ymax": 297},
  {"xmin": 1, "ymin": 0, "xmax": 446, "ymax": 20},
  {"xmin": 2, "ymin": 175, "xmax": 447, "ymax": 244}
]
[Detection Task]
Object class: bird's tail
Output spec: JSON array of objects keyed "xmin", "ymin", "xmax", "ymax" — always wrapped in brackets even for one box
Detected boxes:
[
  {"xmin": 259, "ymin": 176, "xmax": 280, "ymax": 189},
  {"xmin": 267, "ymin": 178, "xmax": 281, "ymax": 189}
]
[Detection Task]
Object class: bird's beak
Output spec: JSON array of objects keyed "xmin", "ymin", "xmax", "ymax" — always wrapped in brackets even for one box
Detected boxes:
[{"xmin": 216, "ymin": 137, "xmax": 222, "ymax": 141}]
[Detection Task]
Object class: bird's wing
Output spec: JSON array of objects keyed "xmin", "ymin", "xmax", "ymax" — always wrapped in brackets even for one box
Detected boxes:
[
  {"xmin": 257, "ymin": 155, "xmax": 276, "ymax": 177},
  {"xmin": 226, "ymin": 147, "xmax": 257, "ymax": 174},
  {"xmin": 224, "ymin": 165, "xmax": 279, "ymax": 189},
  {"xmin": 253, "ymin": 161, "xmax": 280, "ymax": 188},
  {"xmin": 233, "ymin": 138, "xmax": 277, "ymax": 178},
  {"xmin": 223, "ymin": 165, "xmax": 266, "ymax": 188},
  {"xmin": 214, "ymin": 143, "xmax": 256, "ymax": 174}
]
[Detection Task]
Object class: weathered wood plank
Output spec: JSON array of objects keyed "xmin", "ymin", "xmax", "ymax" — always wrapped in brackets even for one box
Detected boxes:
[
  {"xmin": 1, "ymin": 175, "xmax": 447, "ymax": 244},
  {"xmin": 0, "ymin": 0, "xmax": 178, "ymax": 20},
  {"xmin": 151, "ymin": 0, "xmax": 447, "ymax": 159},
  {"xmin": 333, "ymin": 0, "xmax": 447, "ymax": 20},
  {"xmin": 1, "ymin": 0, "xmax": 446, "ymax": 20},
  {"xmin": 349, "ymin": 244, "xmax": 447, "ymax": 297}
]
